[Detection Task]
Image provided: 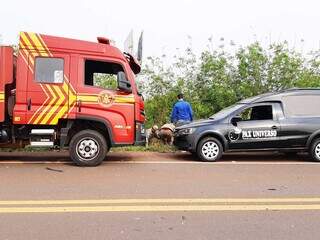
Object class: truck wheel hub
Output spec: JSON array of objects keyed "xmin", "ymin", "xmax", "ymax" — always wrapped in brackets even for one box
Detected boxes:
[
  {"xmin": 76, "ymin": 138, "xmax": 99, "ymax": 160},
  {"xmin": 201, "ymin": 141, "xmax": 219, "ymax": 160}
]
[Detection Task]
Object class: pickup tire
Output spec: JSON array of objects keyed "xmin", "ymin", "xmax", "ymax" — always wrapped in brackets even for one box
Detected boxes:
[
  {"xmin": 197, "ymin": 137, "xmax": 223, "ymax": 162},
  {"xmin": 69, "ymin": 130, "xmax": 108, "ymax": 166},
  {"xmin": 310, "ymin": 138, "xmax": 320, "ymax": 162}
]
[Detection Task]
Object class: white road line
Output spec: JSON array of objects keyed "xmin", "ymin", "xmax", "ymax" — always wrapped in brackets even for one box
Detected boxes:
[
  {"xmin": 111, "ymin": 161, "xmax": 319, "ymax": 165},
  {"xmin": 0, "ymin": 160, "xmax": 319, "ymax": 165}
]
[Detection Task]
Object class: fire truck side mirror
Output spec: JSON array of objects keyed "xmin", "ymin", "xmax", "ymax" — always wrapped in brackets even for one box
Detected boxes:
[{"xmin": 117, "ymin": 71, "xmax": 132, "ymax": 93}]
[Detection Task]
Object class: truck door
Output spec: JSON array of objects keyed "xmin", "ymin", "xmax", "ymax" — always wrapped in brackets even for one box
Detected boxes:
[
  {"xmin": 76, "ymin": 57, "xmax": 135, "ymax": 144},
  {"xmin": 26, "ymin": 54, "xmax": 70, "ymax": 125},
  {"xmin": 228, "ymin": 103, "xmax": 281, "ymax": 149}
]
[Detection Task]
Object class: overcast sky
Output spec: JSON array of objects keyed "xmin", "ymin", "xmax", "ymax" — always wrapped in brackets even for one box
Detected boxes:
[{"xmin": 1, "ymin": 0, "xmax": 319, "ymax": 59}]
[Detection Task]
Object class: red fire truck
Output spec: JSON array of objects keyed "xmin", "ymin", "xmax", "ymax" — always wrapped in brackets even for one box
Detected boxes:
[{"xmin": 0, "ymin": 32, "xmax": 145, "ymax": 166}]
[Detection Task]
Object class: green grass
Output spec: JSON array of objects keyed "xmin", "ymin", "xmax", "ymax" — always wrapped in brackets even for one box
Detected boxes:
[
  {"xmin": 111, "ymin": 139, "xmax": 176, "ymax": 153},
  {"xmin": 111, "ymin": 144, "xmax": 176, "ymax": 153},
  {"xmin": 0, "ymin": 146, "xmax": 55, "ymax": 152},
  {"xmin": 0, "ymin": 142, "xmax": 176, "ymax": 153}
]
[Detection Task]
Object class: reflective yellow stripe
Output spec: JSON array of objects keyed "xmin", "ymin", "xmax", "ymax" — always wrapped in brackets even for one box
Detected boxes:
[
  {"xmin": 20, "ymin": 32, "xmax": 33, "ymax": 48},
  {"xmin": 77, "ymin": 94, "xmax": 135, "ymax": 104},
  {"xmin": 77, "ymin": 95, "xmax": 99, "ymax": 102},
  {"xmin": 33, "ymin": 85, "xmax": 57, "ymax": 124},
  {"xmin": 29, "ymin": 33, "xmax": 49, "ymax": 55},
  {"xmin": 38, "ymin": 34, "xmax": 53, "ymax": 56},
  {"xmin": 28, "ymin": 84, "xmax": 49, "ymax": 124},
  {"xmin": 49, "ymin": 82, "xmax": 70, "ymax": 124},
  {"xmin": 0, "ymin": 93, "xmax": 5, "ymax": 101},
  {"xmin": 19, "ymin": 43, "xmax": 34, "ymax": 67},
  {"xmin": 20, "ymin": 32, "xmax": 38, "ymax": 61},
  {"xmin": 40, "ymin": 86, "xmax": 64, "ymax": 124},
  {"xmin": 114, "ymin": 96, "xmax": 135, "ymax": 104},
  {"xmin": 50, "ymin": 104, "xmax": 68, "ymax": 124},
  {"xmin": 21, "ymin": 32, "xmax": 72, "ymax": 125}
]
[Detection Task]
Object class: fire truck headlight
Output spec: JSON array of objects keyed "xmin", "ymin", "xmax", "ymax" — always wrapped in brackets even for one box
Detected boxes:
[{"xmin": 140, "ymin": 124, "xmax": 145, "ymax": 134}]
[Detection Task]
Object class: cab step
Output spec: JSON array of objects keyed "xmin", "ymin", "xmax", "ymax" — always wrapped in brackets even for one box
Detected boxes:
[{"xmin": 30, "ymin": 129, "xmax": 55, "ymax": 147}]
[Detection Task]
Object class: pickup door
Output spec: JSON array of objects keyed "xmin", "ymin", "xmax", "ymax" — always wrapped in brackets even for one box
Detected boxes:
[{"xmin": 228, "ymin": 103, "xmax": 282, "ymax": 150}]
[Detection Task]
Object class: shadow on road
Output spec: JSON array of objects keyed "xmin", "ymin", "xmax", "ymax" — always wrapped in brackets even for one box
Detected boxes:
[
  {"xmin": 172, "ymin": 151, "xmax": 313, "ymax": 163},
  {"xmin": 0, "ymin": 150, "xmax": 314, "ymax": 164},
  {"xmin": 0, "ymin": 151, "xmax": 134, "ymax": 164},
  {"xmin": 0, "ymin": 151, "xmax": 70, "ymax": 162}
]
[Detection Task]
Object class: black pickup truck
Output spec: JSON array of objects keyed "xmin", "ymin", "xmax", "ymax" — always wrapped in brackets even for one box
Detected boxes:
[{"xmin": 174, "ymin": 89, "xmax": 320, "ymax": 162}]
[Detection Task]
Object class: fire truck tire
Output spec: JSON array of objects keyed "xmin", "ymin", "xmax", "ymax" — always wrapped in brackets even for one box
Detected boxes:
[{"xmin": 69, "ymin": 130, "xmax": 108, "ymax": 166}]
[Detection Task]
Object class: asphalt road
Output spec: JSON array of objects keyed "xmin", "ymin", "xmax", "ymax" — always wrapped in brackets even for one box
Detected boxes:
[{"xmin": 1, "ymin": 151, "xmax": 320, "ymax": 240}]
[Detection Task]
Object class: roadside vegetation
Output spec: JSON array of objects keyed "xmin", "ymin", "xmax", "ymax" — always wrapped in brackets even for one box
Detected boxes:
[
  {"xmin": 111, "ymin": 143, "xmax": 176, "ymax": 153},
  {"xmin": 139, "ymin": 39, "xmax": 320, "ymax": 128}
]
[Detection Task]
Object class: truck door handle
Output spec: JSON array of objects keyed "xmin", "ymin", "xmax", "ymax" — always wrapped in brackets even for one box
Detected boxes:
[
  {"xmin": 77, "ymin": 100, "xmax": 82, "ymax": 112},
  {"xmin": 27, "ymin": 98, "xmax": 32, "ymax": 111},
  {"xmin": 271, "ymin": 125, "xmax": 278, "ymax": 130}
]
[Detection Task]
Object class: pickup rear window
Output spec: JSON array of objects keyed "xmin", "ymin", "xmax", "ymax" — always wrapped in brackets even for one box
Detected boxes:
[{"xmin": 283, "ymin": 95, "xmax": 320, "ymax": 117}]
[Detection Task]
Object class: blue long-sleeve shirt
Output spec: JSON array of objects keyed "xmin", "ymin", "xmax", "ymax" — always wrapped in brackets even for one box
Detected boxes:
[{"xmin": 171, "ymin": 100, "xmax": 193, "ymax": 123}]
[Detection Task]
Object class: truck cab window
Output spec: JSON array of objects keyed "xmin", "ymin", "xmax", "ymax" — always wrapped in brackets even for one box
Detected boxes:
[
  {"xmin": 239, "ymin": 105, "xmax": 273, "ymax": 121},
  {"xmin": 35, "ymin": 57, "xmax": 64, "ymax": 83},
  {"xmin": 85, "ymin": 60, "xmax": 123, "ymax": 90}
]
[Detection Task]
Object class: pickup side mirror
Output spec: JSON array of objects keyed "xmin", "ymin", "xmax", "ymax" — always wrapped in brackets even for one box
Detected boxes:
[
  {"xmin": 117, "ymin": 71, "xmax": 132, "ymax": 93},
  {"xmin": 231, "ymin": 116, "xmax": 242, "ymax": 126}
]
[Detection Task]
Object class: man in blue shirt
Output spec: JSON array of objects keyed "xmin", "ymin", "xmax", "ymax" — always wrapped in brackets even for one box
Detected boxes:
[{"xmin": 171, "ymin": 93, "xmax": 193, "ymax": 126}]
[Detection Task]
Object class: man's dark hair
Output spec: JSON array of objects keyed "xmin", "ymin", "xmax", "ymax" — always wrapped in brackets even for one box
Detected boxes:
[{"xmin": 177, "ymin": 93, "xmax": 184, "ymax": 99}]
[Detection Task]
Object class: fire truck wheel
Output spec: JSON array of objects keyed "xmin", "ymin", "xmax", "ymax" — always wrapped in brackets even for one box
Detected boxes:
[{"xmin": 69, "ymin": 130, "xmax": 108, "ymax": 166}]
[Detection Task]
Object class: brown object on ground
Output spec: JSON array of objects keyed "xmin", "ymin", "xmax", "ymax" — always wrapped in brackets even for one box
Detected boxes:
[
  {"xmin": 159, "ymin": 129, "xmax": 174, "ymax": 145},
  {"xmin": 145, "ymin": 125, "xmax": 160, "ymax": 146},
  {"xmin": 159, "ymin": 123, "xmax": 175, "ymax": 145}
]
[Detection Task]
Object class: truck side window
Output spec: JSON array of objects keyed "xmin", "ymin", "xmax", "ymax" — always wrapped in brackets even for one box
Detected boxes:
[
  {"xmin": 84, "ymin": 60, "xmax": 123, "ymax": 90},
  {"xmin": 240, "ymin": 105, "xmax": 273, "ymax": 121},
  {"xmin": 35, "ymin": 57, "xmax": 64, "ymax": 83}
]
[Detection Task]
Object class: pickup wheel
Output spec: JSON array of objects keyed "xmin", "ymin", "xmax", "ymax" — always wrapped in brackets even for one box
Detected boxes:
[
  {"xmin": 310, "ymin": 139, "xmax": 320, "ymax": 162},
  {"xmin": 69, "ymin": 130, "xmax": 108, "ymax": 166},
  {"xmin": 197, "ymin": 137, "xmax": 223, "ymax": 162}
]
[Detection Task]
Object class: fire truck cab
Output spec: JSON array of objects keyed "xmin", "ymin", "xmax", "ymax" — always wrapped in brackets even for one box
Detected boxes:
[{"xmin": 0, "ymin": 32, "xmax": 145, "ymax": 166}]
